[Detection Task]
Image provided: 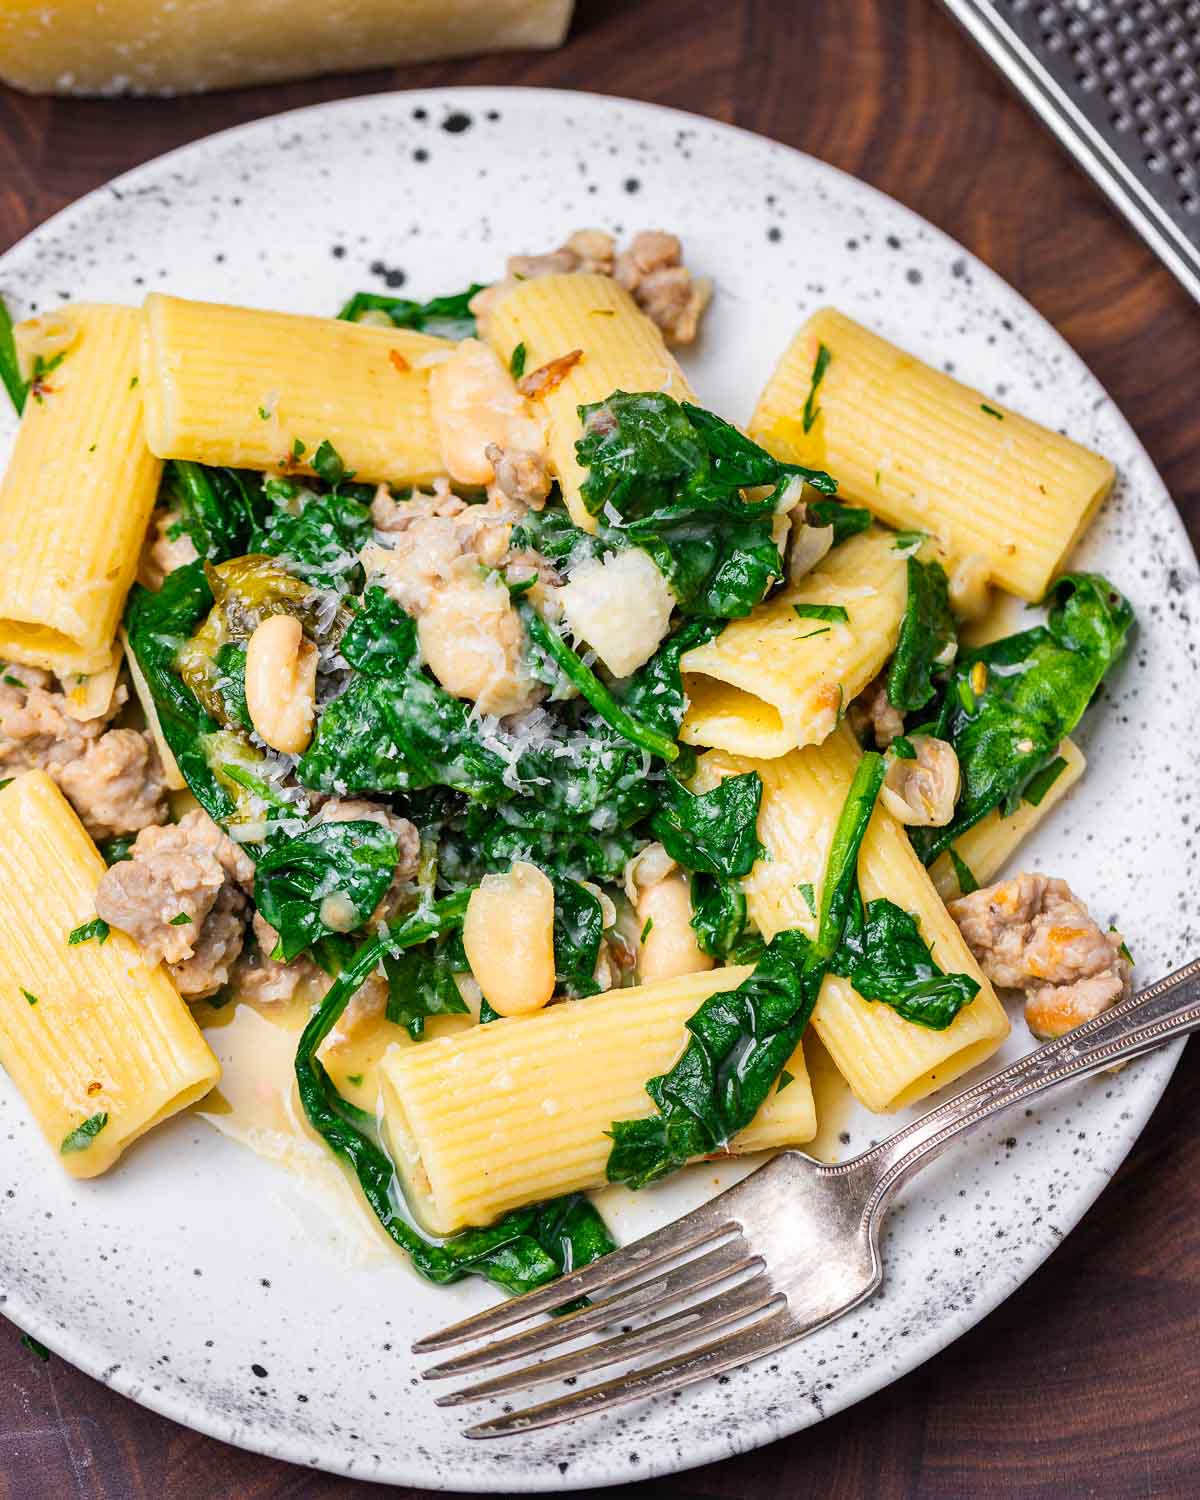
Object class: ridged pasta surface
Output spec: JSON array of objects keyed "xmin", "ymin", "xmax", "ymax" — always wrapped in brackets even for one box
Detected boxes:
[
  {"xmin": 381, "ymin": 966, "xmax": 815, "ymax": 1234},
  {"xmin": 750, "ymin": 308, "xmax": 1114, "ymax": 600},
  {"xmin": 0, "ymin": 772, "xmax": 219, "ymax": 1178}
]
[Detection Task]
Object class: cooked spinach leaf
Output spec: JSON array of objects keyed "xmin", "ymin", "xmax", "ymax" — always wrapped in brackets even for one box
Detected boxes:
[
  {"xmin": 689, "ymin": 875, "xmax": 763, "ymax": 962},
  {"xmin": 552, "ymin": 877, "xmax": 604, "ymax": 998},
  {"xmin": 887, "ymin": 556, "xmax": 957, "ymax": 713},
  {"xmin": 911, "ymin": 573, "xmax": 1134, "ymax": 864},
  {"xmin": 573, "ymin": 392, "xmax": 836, "ymax": 620},
  {"xmin": 294, "ymin": 893, "xmax": 615, "ymax": 1293},
  {"xmin": 1022, "ymin": 754, "xmax": 1068, "ymax": 807},
  {"xmin": 0, "ymin": 295, "xmax": 26, "ymax": 415},
  {"xmin": 252, "ymin": 480, "xmax": 373, "ymax": 589},
  {"xmin": 607, "ymin": 752, "xmax": 886, "ymax": 1188},
  {"xmin": 169, "ymin": 461, "xmax": 269, "ymax": 563},
  {"xmin": 298, "ymin": 588, "xmax": 509, "ymax": 798},
  {"xmin": 336, "ymin": 285, "xmax": 485, "ymax": 340},
  {"xmin": 649, "ymin": 772, "xmax": 763, "ymax": 879},
  {"xmin": 384, "ymin": 941, "xmax": 470, "ymax": 1039},
  {"xmin": 255, "ymin": 821, "xmax": 401, "ymax": 961},
  {"xmin": 805, "ymin": 498, "xmax": 872, "ymax": 546},
  {"xmin": 124, "ymin": 563, "xmax": 237, "ymax": 824},
  {"xmin": 833, "ymin": 893, "xmax": 980, "ymax": 1030},
  {"xmin": 947, "ymin": 848, "xmax": 978, "ymax": 896}
]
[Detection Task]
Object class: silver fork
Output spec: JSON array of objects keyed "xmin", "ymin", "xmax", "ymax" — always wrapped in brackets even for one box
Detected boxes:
[{"xmin": 413, "ymin": 957, "xmax": 1200, "ymax": 1438}]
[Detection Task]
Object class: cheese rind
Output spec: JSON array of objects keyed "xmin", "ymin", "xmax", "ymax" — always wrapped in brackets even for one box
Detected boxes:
[{"xmin": 0, "ymin": 0, "xmax": 574, "ymax": 97}]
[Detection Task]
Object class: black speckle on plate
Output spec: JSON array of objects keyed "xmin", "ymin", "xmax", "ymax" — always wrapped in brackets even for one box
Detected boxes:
[
  {"xmin": 623, "ymin": 177, "xmax": 641, "ymax": 194},
  {"xmin": 441, "ymin": 112, "xmax": 473, "ymax": 135},
  {"xmin": 251, "ymin": 1362, "xmax": 268, "ymax": 1378}
]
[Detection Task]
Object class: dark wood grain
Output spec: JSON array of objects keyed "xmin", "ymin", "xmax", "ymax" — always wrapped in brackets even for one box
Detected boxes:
[{"xmin": 2, "ymin": 1, "xmax": 1199, "ymax": 1495}]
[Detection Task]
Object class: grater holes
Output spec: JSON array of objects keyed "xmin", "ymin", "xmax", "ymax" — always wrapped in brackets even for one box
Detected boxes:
[{"xmin": 1016, "ymin": 0, "xmax": 1200, "ymax": 217}]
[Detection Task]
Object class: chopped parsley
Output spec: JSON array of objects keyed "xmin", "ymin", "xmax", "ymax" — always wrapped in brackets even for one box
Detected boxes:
[
  {"xmin": 258, "ymin": 405, "xmax": 271, "ymax": 420},
  {"xmin": 3, "ymin": 673, "xmax": 23, "ymax": 687},
  {"xmin": 346, "ymin": 1072, "xmax": 364, "ymax": 1087},
  {"xmin": 509, "ymin": 341, "xmax": 527, "ymax": 379},
  {"xmin": 19, "ymin": 1334, "xmax": 50, "ymax": 1362},
  {"xmin": 796, "ymin": 881, "xmax": 816, "ymax": 916},
  {"xmin": 980, "ymin": 402, "xmax": 1004, "ymax": 420},
  {"xmin": 168, "ymin": 912, "xmax": 193, "ymax": 926},
  {"xmin": 802, "ymin": 342, "xmax": 832, "ymax": 434},
  {"xmin": 640, "ymin": 916, "xmax": 654, "ymax": 942},
  {"xmin": 892, "ymin": 530, "xmax": 927, "ymax": 553},
  {"xmin": 60, "ymin": 1112, "xmax": 108, "ymax": 1154},
  {"xmin": 129, "ymin": 375, "xmax": 139, "ymax": 390},
  {"xmin": 291, "ymin": 437, "xmax": 306, "ymax": 459},
  {"xmin": 793, "ymin": 603, "xmax": 849, "ymax": 624},
  {"xmin": 796, "ymin": 627, "xmax": 831, "ymax": 640},
  {"xmin": 68, "ymin": 918, "xmax": 110, "ymax": 946},
  {"xmin": 20, "ymin": 988, "xmax": 37, "ymax": 1007},
  {"xmin": 777, "ymin": 1069, "xmax": 795, "ymax": 1093},
  {"xmin": 890, "ymin": 736, "xmax": 917, "ymax": 760}
]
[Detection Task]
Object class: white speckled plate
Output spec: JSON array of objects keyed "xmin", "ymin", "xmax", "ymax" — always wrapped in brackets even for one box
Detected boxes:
[{"xmin": 0, "ymin": 88, "xmax": 1197, "ymax": 1492}]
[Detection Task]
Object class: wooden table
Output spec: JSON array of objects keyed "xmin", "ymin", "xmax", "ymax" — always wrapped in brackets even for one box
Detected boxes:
[{"xmin": 2, "ymin": 1, "xmax": 1198, "ymax": 1495}]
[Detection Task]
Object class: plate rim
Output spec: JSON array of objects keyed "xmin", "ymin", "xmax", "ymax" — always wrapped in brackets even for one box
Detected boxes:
[{"xmin": 0, "ymin": 82, "xmax": 1193, "ymax": 1492}]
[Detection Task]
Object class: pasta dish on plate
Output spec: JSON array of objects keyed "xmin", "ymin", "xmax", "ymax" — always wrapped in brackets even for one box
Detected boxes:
[{"xmin": 0, "ymin": 225, "xmax": 1135, "ymax": 1299}]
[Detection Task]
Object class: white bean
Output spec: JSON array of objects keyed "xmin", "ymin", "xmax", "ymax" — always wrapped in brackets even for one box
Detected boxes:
[
  {"xmin": 417, "ymin": 566, "xmax": 539, "ymax": 716},
  {"xmin": 244, "ymin": 613, "xmax": 317, "ymax": 754},
  {"xmin": 636, "ymin": 871, "xmax": 714, "ymax": 983},
  {"xmin": 428, "ymin": 338, "xmax": 546, "ymax": 486},
  {"xmin": 463, "ymin": 861, "xmax": 557, "ymax": 1017}
]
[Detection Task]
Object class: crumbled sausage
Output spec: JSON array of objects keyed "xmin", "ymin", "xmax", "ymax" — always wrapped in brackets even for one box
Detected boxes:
[
  {"xmin": 0, "ymin": 666, "xmax": 101, "ymax": 772},
  {"xmin": 0, "ymin": 666, "xmax": 166, "ymax": 837},
  {"xmin": 139, "ymin": 508, "xmax": 199, "ymax": 591},
  {"xmin": 485, "ymin": 443, "xmax": 552, "ymax": 509},
  {"xmin": 613, "ymin": 232, "xmax": 712, "ymax": 344},
  {"xmin": 847, "ymin": 672, "xmax": 905, "ymax": 749},
  {"xmin": 174, "ymin": 883, "xmax": 248, "ymax": 999},
  {"xmin": 949, "ymin": 873, "xmax": 1132, "ymax": 1039},
  {"xmin": 56, "ymin": 728, "xmax": 169, "ymax": 840},
  {"xmin": 471, "ymin": 228, "xmax": 711, "ymax": 345},
  {"xmin": 96, "ymin": 808, "xmax": 253, "ymax": 998},
  {"xmin": 232, "ymin": 911, "xmax": 325, "ymax": 1005}
]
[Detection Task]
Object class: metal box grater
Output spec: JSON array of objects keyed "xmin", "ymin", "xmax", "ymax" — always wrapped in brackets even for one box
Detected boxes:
[{"xmin": 938, "ymin": 0, "xmax": 1200, "ymax": 305}]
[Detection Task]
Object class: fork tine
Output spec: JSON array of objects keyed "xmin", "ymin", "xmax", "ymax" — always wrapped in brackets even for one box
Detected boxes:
[
  {"xmin": 421, "ymin": 1237, "xmax": 761, "ymax": 1380},
  {"xmin": 436, "ymin": 1276, "xmax": 783, "ymax": 1406},
  {"xmin": 411, "ymin": 1207, "xmax": 739, "ymax": 1354},
  {"xmin": 464, "ymin": 1307, "xmax": 799, "ymax": 1438}
]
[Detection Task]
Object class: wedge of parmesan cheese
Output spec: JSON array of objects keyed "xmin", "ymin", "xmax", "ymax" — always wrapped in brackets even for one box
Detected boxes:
[{"xmin": 0, "ymin": 0, "xmax": 574, "ymax": 97}]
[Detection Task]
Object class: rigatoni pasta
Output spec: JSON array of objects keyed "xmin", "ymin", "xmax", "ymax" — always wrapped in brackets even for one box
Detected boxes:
[
  {"xmin": 380, "ymin": 965, "xmax": 815, "ymax": 1234},
  {"xmin": 931, "ymin": 738, "xmax": 1086, "ymax": 901},
  {"xmin": 0, "ymin": 772, "xmax": 219, "ymax": 1178},
  {"xmin": 726, "ymin": 726, "xmax": 1011, "ymax": 1111},
  {"xmin": 749, "ymin": 307, "xmax": 1115, "ymax": 600},
  {"xmin": 482, "ymin": 272, "xmax": 694, "ymax": 529},
  {"xmin": 0, "ymin": 219, "xmax": 1136, "ymax": 1308},
  {"xmin": 139, "ymin": 293, "xmax": 450, "ymax": 485},
  {"xmin": 679, "ymin": 528, "xmax": 911, "ymax": 757},
  {"xmin": 0, "ymin": 304, "xmax": 162, "ymax": 674}
]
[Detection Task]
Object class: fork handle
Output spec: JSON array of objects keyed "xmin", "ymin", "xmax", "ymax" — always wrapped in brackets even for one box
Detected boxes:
[{"xmin": 840, "ymin": 956, "xmax": 1200, "ymax": 1217}]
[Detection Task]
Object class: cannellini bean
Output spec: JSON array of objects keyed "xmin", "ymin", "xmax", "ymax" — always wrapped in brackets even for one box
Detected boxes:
[
  {"xmin": 463, "ymin": 861, "xmax": 556, "ymax": 1016},
  {"xmin": 636, "ymin": 870, "xmax": 714, "ymax": 983},
  {"xmin": 428, "ymin": 338, "xmax": 546, "ymax": 486},
  {"xmin": 881, "ymin": 734, "xmax": 960, "ymax": 826},
  {"xmin": 948, "ymin": 553, "xmax": 992, "ymax": 622},
  {"xmin": 417, "ymin": 564, "xmax": 539, "ymax": 716},
  {"xmin": 559, "ymin": 548, "xmax": 676, "ymax": 677},
  {"xmin": 244, "ymin": 613, "xmax": 317, "ymax": 754}
]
